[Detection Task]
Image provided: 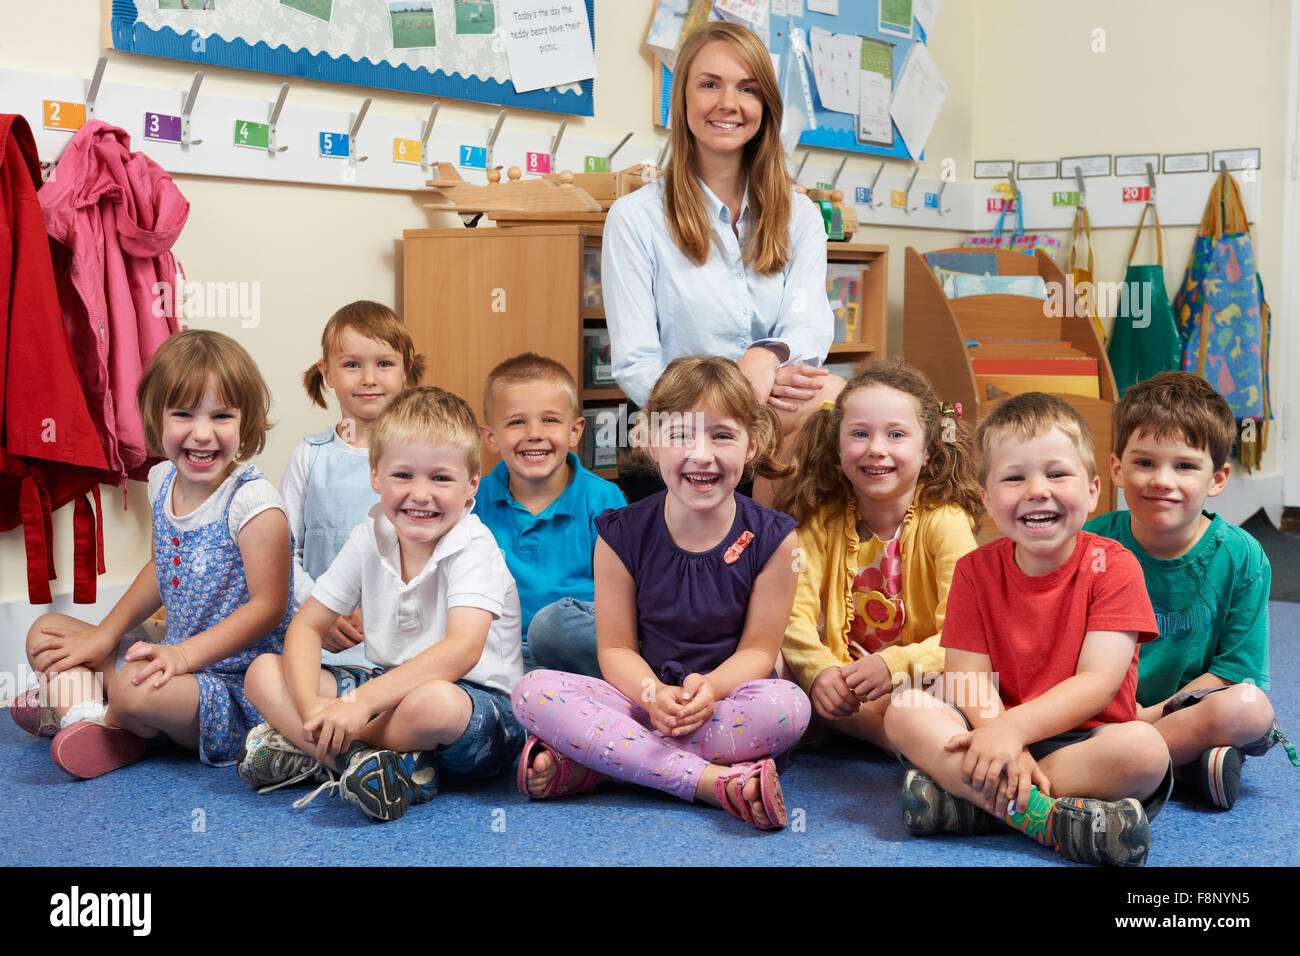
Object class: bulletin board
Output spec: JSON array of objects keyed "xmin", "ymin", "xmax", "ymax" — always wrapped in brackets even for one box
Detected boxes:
[
  {"xmin": 108, "ymin": 0, "xmax": 595, "ymax": 116},
  {"xmin": 657, "ymin": 3, "xmax": 928, "ymax": 159}
]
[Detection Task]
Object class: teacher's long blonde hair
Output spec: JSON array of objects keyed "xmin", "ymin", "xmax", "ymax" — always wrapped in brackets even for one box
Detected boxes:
[{"xmin": 665, "ymin": 20, "xmax": 792, "ymax": 276}]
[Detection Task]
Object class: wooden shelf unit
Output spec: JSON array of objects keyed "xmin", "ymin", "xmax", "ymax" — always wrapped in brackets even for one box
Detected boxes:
[
  {"xmin": 825, "ymin": 242, "xmax": 888, "ymax": 363},
  {"xmin": 902, "ymin": 246, "xmax": 1119, "ymax": 520}
]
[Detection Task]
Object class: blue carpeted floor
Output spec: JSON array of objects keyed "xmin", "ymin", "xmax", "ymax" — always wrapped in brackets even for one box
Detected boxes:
[{"xmin": 4, "ymin": 603, "xmax": 1298, "ymax": 867}]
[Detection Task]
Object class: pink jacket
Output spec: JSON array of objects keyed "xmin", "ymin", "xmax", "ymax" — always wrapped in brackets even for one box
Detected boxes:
[{"xmin": 40, "ymin": 119, "xmax": 187, "ymax": 484}]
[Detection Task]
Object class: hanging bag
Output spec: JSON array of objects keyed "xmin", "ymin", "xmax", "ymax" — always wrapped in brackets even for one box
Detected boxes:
[
  {"xmin": 1064, "ymin": 206, "xmax": 1107, "ymax": 344},
  {"xmin": 1106, "ymin": 204, "xmax": 1181, "ymax": 397},
  {"xmin": 962, "ymin": 190, "xmax": 1061, "ymax": 258},
  {"xmin": 1173, "ymin": 171, "xmax": 1271, "ymax": 470}
]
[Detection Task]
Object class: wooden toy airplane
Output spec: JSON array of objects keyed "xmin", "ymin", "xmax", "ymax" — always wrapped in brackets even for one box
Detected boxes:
[
  {"xmin": 424, "ymin": 163, "xmax": 602, "ymax": 221},
  {"xmin": 541, "ymin": 163, "xmax": 662, "ymax": 211}
]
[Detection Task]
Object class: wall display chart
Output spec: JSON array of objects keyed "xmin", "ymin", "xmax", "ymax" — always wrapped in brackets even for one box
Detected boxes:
[
  {"xmin": 109, "ymin": 0, "xmax": 595, "ymax": 116},
  {"xmin": 655, "ymin": 1, "xmax": 931, "ymax": 159}
]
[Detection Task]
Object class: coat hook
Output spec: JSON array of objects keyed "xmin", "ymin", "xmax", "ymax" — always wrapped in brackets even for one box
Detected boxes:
[
  {"xmin": 419, "ymin": 101, "xmax": 440, "ymax": 173},
  {"xmin": 902, "ymin": 166, "xmax": 920, "ymax": 214},
  {"xmin": 549, "ymin": 117, "xmax": 568, "ymax": 171},
  {"xmin": 605, "ymin": 131, "xmax": 633, "ymax": 168},
  {"xmin": 935, "ymin": 178, "xmax": 952, "ymax": 216},
  {"xmin": 267, "ymin": 82, "xmax": 290, "ymax": 154},
  {"xmin": 348, "ymin": 97, "xmax": 371, "ymax": 163},
  {"xmin": 867, "ymin": 162, "xmax": 885, "ymax": 209},
  {"xmin": 85, "ymin": 56, "xmax": 108, "ymax": 121},
  {"xmin": 485, "ymin": 109, "xmax": 507, "ymax": 170},
  {"xmin": 181, "ymin": 71, "xmax": 204, "ymax": 148}
]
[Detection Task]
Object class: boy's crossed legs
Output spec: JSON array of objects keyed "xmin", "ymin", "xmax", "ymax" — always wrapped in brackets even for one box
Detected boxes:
[
  {"xmin": 885, "ymin": 683, "xmax": 1171, "ymax": 866},
  {"xmin": 1148, "ymin": 683, "xmax": 1287, "ymax": 809},
  {"xmin": 241, "ymin": 653, "xmax": 521, "ymax": 821}
]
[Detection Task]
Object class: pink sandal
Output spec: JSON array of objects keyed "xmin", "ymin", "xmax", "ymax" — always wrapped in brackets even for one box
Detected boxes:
[
  {"xmin": 714, "ymin": 758, "xmax": 788, "ymax": 830},
  {"xmin": 516, "ymin": 735, "xmax": 602, "ymax": 799},
  {"xmin": 11, "ymin": 688, "xmax": 59, "ymax": 739},
  {"xmin": 50, "ymin": 720, "xmax": 146, "ymax": 779}
]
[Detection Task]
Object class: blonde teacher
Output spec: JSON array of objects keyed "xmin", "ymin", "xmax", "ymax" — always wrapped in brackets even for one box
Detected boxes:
[{"xmin": 602, "ymin": 20, "xmax": 842, "ymax": 439}]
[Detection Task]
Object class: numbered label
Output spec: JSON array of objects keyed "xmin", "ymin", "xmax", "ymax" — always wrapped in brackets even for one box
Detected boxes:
[
  {"xmin": 924, "ymin": 192, "xmax": 939, "ymax": 209},
  {"xmin": 1052, "ymin": 190, "xmax": 1080, "ymax": 207},
  {"xmin": 144, "ymin": 112, "xmax": 182, "ymax": 144},
  {"xmin": 890, "ymin": 190, "xmax": 906, "ymax": 208},
  {"xmin": 233, "ymin": 120, "xmax": 270, "ymax": 150},
  {"xmin": 855, "ymin": 186, "xmax": 871, "ymax": 204},
  {"xmin": 459, "ymin": 144, "xmax": 486, "ymax": 169},
  {"xmin": 525, "ymin": 151, "xmax": 551, "ymax": 174},
  {"xmin": 584, "ymin": 155, "xmax": 609, "ymax": 173},
  {"xmin": 1121, "ymin": 185, "xmax": 1151, "ymax": 203},
  {"xmin": 43, "ymin": 100, "xmax": 86, "ymax": 131},
  {"xmin": 394, "ymin": 139, "xmax": 423, "ymax": 164},
  {"xmin": 816, "ymin": 181, "xmax": 832, "ymax": 192},
  {"xmin": 987, "ymin": 197, "xmax": 1016, "ymax": 212},
  {"xmin": 319, "ymin": 132, "xmax": 350, "ymax": 158}
]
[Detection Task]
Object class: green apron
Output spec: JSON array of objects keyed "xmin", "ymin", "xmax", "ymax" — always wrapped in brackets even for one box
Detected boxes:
[{"xmin": 1108, "ymin": 204, "xmax": 1181, "ymax": 397}]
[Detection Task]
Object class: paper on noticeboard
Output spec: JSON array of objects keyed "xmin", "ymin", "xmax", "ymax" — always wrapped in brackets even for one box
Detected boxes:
[
  {"xmin": 713, "ymin": 0, "xmax": 770, "ymax": 47},
  {"xmin": 498, "ymin": 0, "xmax": 597, "ymax": 93},
  {"xmin": 889, "ymin": 41, "xmax": 946, "ymax": 158},
  {"xmin": 645, "ymin": 0, "xmax": 689, "ymax": 70},
  {"xmin": 780, "ymin": 27, "xmax": 816, "ymax": 155},
  {"xmin": 913, "ymin": 0, "xmax": 941, "ymax": 35},
  {"xmin": 809, "ymin": 26, "xmax": 860, "ymax": 115},
  {"xmin": 857, "ymin": 37, "xmax": 893, "ymax": 147}
]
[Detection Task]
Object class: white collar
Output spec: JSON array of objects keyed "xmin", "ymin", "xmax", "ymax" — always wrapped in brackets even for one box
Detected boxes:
[{"xmin": 367, "ymin": 501, "xmax": 476, "ymax": 582}]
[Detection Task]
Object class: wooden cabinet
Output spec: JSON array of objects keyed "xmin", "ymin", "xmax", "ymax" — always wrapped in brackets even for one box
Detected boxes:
[{"xmin": 402, "ymin": 225, "xmax": 889, "ymax": 479}]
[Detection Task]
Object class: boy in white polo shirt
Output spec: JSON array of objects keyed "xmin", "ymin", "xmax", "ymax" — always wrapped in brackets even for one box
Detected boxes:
[{"xmin": 239, "ymin": 386, "xmax": 525, "ymax": 822}]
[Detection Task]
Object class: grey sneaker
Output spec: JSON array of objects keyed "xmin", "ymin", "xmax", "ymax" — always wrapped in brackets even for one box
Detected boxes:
[
  {"xmin": 236, "ymin": 722, "xmax": 327, "ymax": 793},
  {"xmin": 900, "ymin": 768, "xmax": 989, "ymax": 835},
  {"xmin": 293, "ymin": 745, "xmax": 436, "ymax": 823},
  {"xmin": 1053, "ymin": 796, "xmax": 1150, "ymax": 867},
  {"xmin": 1190, "ymin": 746, "xmax": 1243, "ymax": 810}
]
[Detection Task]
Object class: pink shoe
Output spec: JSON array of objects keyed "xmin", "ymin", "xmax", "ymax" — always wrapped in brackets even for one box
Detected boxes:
[
  {"xmin": 50, "ymin": 720, "xmax": 146, "ymax": 779},
  {"xmin": 10, "ymin": 688, "xmax": 59, "ymax": 738}
]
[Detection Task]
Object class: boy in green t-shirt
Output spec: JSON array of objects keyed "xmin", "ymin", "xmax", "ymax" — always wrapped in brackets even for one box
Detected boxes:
[{"xmin": 1085, "ymin": 372, "xmax": 1296, "ymax": 810}]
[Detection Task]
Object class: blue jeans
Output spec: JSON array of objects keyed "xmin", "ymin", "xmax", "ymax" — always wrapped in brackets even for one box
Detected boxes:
[{"xmin": 526, "ymin": 598, "xmax": 601, "ymax": 678}]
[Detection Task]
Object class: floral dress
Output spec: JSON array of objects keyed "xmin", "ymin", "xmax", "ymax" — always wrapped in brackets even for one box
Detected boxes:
[{"xmin": 152, "ymin": 465, "xmax": 292, "ymax": 765}]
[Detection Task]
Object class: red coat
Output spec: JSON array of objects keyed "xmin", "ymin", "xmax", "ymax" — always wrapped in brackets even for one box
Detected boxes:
[{"xmin": 0, "ymin": 114, "xmax": 111, "ymax": 603}]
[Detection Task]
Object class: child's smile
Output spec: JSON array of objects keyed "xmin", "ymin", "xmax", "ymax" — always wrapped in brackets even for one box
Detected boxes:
[{"xmin": 982, "ymin": 427, "xmax": 1100, "ymax": 576}]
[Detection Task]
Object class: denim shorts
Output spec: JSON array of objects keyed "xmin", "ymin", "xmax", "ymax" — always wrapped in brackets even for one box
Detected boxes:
[{"xmin": 321, "ymin": 664, "xmax": 526, "ymax": 779}]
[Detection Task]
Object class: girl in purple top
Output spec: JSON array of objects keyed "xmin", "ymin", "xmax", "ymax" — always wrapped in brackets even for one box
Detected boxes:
[{"xmin": 511, "ymin": 357, "xmax": 811, "ymax": 829}]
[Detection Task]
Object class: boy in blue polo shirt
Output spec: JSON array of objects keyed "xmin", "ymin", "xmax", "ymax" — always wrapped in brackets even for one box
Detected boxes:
[{"xmin": 475, "ymin": 353, "xmax": 625, "ymax": 675}]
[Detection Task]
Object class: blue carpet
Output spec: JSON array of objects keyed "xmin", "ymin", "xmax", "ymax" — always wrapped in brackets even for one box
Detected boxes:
[{"xmin": 4, "ymin": 603, "xmax": 1298, "ymax": 867}]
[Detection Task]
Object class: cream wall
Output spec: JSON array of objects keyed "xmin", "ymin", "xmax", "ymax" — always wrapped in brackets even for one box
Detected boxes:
[{"xmin": 0, "ymin": 0, "xmax": 1289, "ymax": 604}]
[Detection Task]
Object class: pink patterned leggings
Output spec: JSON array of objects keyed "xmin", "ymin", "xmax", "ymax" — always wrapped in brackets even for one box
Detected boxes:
[{"xmin": 511, "ymin": 669, "xmax": 811, "ymax": 802}]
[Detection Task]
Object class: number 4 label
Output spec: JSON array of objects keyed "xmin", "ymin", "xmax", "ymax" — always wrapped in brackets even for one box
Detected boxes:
[{"xmin": 233, "ymin": 120, "xmax": 270, "ymax": 150}]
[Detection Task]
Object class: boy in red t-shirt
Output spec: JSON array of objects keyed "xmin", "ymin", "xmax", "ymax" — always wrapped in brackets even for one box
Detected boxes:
[{"xmin": 884, "ymin": 393, "xmax": 1172, "ymax": 866}]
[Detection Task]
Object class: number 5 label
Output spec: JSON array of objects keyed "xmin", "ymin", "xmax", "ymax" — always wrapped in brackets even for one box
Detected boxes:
[{"xmin": 319, "ymin": 132, "xmax": 350, "ymax": 158}]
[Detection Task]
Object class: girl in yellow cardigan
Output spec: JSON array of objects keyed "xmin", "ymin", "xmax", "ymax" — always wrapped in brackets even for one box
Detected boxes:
[{"xmin": 776, "ymin": 361, "xmax": 983, "ymax": 752}]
